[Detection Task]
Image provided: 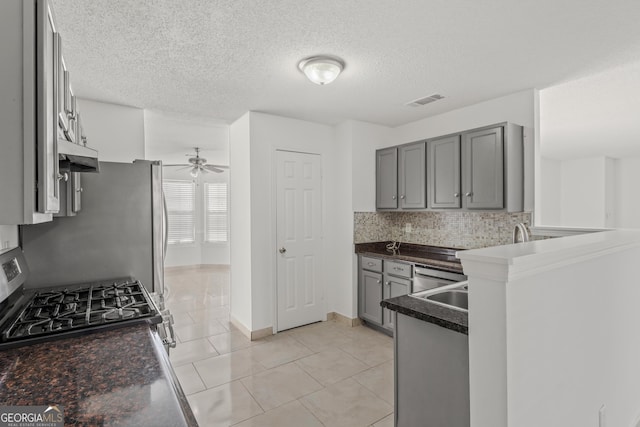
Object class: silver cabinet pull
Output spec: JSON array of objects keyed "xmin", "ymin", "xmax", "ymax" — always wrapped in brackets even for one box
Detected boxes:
[
  {"xmin": 57, "ymin": 172, "xmax": 69, "ymax": 182},
  {"xmin": 400, "ymin": 195, "xmax": 405, "ymax": 199},
  {"xmin": 385, "ymin": 281, "xmax": 391, "ymax": 285},
  {"xmin": 454, "ymin": 193, "xmax": 460, "ymax": 197},
  {"xmin": 76, "ymin": 187, "xmax": 83, "ymax": 192},
  {"xmin": 279, "ymin": 247, "xmax": 286, "ymax": 254},
  {"xmin": 465, "ymin": 192, "xmax": 473, "ymax": 197},
  {"xmin": 377, "ymin": 279, "xmax": 381, "ymax": 284},
  {"xmin": 392, "ymin": 195, "xmax": 396, "ymax": 200},
  {"xmin": 367, "ymin": 262, "xmax": 375, "ymax": 267}
]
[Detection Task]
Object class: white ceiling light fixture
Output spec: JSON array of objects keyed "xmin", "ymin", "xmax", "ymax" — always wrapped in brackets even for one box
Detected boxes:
[{"xmin": 298, "ymin": 56, "xmax": 345, "ymax": 85}]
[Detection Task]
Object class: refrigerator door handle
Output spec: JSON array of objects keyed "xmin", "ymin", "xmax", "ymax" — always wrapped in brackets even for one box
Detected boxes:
[{"xmin": 163, "ymin": 194, "xmax": 168, "ymax": 258}]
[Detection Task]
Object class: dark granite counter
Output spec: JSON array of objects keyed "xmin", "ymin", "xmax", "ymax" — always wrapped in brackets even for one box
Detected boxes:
[
  {"xmin": 0, "ymin": 324, "xmax": 197, "ymax": 427},
  {"xmin": 381, "ymin": 295, "xmax": 468, "ymax": 335},
  {"xmin": 355, "ymin": 242, "xmax": 464, "ymax": 274}
]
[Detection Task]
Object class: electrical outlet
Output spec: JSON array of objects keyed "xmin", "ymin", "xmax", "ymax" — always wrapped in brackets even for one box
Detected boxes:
[
  {"xmin": 599, "ymin": 404, "xmax": 606, "ymax": 427},
  {"xmin": 405, "ymin": 223, "xmax": 412, "ymax": 233}
]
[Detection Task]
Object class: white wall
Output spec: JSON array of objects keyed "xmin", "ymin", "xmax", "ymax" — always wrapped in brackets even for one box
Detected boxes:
[
  {"xmin": 0, "ymin": 225, "xmax": 18, "ymax": 249},
  {"xmin": 350, "ymin": 121, "xmax": 394, "ymax": 212},
  {"xmin": 393, "ymin": 89, "xmax": 535, "ymax": 145},
  {"xmin": 560, "ymin": 157, "xmax": 607, "ymax": 227},
  {"xmin": 539, "ymin": 157, "xmax": 562, "ymax": 225},
  {"xmin": 229, "ymin": 112, "xmax": 252, "ymax": 329},
  {"xmin": 460, "ymin": 230, "xmax": 640, "ymax": 427},
  {"xmin": 615, "ymin": 157, "xmax": 640, "ymax": 228},
  {"xmin": 77, "ymin": 98, "xmax": 145, "ymax": 162}
]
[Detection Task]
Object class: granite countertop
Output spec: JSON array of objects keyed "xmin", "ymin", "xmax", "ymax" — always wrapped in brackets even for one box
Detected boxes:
[
  {"xmin": 0, "ymin": 324, "xmax": 197, "ymax": 427},
  {"xmin": 381, "ymin": 295, "xmax": 468, "ymax": 334},
  {"xmin": 355, "ymin": 242, "xmax": 464, "ymax": 274}
]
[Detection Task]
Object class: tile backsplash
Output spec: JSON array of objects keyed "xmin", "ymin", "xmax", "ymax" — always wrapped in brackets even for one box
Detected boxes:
[{"xmin": 354, "ymin": 211, "xmax": 532, "ymax": 249}]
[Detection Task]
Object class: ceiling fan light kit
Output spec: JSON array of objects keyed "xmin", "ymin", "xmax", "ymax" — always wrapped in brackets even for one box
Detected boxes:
[{"xmin": 163, "ymin": 147, "xmax": 229, "ymax": 177}]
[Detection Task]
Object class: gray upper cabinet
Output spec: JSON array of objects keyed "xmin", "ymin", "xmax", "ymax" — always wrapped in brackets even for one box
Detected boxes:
[
  {"xmin": 0, "ymin": 0, "xmax": 61, "ymax": 224},
  {"xmin": 398, "ymin": 142, "xmax": 426, "ymax": 209},
  {"xmin": 428, "ymin": 135, "xmax": 461, "ymax": 209},
  {"xmin": 462, "ymin": 126, "xmax": 504, "ymax": 209},
  {"xmin": 378, "ymin": 122, "xmax": 524, "ymax": 212},
  {"xmin": 376, "ymin": 147, "xmax": 398, "ymax": 209}
]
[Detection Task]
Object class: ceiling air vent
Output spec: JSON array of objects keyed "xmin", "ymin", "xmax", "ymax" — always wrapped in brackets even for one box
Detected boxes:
[{"xmin": 406, "ymin": 93, "xmax": 445, "ymax": 107}]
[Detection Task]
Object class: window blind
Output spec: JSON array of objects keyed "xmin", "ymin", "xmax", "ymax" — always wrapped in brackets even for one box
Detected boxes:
[
  {"xmin": 163, "ymin": 180, "xmax": 196, "ymax": 244},
  {"xmin": 204, "ymin": 182, "xmax": 228, "ymax": 242}
]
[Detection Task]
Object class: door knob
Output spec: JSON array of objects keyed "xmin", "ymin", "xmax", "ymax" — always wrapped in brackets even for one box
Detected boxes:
[{"xmin": 279, "ymin": 247, "xmax": 286, "ymax": 254}]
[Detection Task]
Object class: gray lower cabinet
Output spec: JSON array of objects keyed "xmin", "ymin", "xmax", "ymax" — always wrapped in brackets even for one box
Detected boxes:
[
  {"xmin": 395, "ymin": 312, "xmax": 470, "ymax": 427},
  {"xmin": 428, "ymin": 135, "xmax": 461, "ymax": 208},
  {"xmin": 462, "ymin": 126, "xmax": 504, "ymax": 209},
  {"xmin": 359, "ymin": 268, "xmax": 383, "ymax": 325},
  {"xmin": 398, "ymin": 142, "xmax": 426, "ymax": 209},
  {"xmin": 376, "ymin": 147, "xmax": 398, "ymax": 209},
  {"xmin": 382, "ymin": 275, "xmax": 411, "ymax": 330},
  {"xmin": 359, "ymin": 256, "xmax": 413, "ymax": 331}
]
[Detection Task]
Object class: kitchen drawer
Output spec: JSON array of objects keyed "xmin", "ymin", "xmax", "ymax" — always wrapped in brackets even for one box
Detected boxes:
[
  {"xmin": 361, "ymin": 256, "xmax": 383, "ymax": 272},
  {"xmin": 384, "ymin": 260, "xmax": 412, "ymax": 278}
]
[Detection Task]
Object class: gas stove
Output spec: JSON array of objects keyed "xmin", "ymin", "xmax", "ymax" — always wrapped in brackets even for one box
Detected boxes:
[{"xmin": 0, "ymin": 247, "xmax": 164, "ymax": 350}]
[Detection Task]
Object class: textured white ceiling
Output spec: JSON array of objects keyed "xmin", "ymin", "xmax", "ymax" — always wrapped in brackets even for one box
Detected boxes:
[{"xmin": 51, "ymin": 0, "xmax": 640, "ymax": 127}]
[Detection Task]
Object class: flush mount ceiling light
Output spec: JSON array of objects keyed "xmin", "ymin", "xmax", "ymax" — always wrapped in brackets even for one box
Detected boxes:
[{"xmin": 298, "ymin": 56, "xmax": 345, "ymax": 85}]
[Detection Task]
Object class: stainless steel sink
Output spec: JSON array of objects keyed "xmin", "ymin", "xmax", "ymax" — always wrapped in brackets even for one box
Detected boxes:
[
  {"xmin": 409, "ymin": 281, "xmax": 469, "ymax": 311},
  {"xmin": 426, "ymin": 290, "xmax": 468, "ymax": 310}
]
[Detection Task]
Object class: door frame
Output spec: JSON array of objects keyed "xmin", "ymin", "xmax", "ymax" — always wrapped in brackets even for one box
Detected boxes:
[{"xmin": 271, "ymin": 149, "xmax": 326, "ymax": 334}]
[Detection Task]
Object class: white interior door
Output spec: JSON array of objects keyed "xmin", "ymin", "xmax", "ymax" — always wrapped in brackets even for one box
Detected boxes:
[{"xmin": 276, "ymin": 150, "xmax": 323, "ymax": 331}]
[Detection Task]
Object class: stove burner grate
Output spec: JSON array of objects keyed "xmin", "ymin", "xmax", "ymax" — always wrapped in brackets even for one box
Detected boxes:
[{"xmin": 2, "ymin": 279, "xmax": 157, "ymax": 341}]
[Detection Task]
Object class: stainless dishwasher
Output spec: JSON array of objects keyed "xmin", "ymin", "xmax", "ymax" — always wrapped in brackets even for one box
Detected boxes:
[{"xmin": 413, "ymin": 265, "xmax": 467, "ymax": 292}]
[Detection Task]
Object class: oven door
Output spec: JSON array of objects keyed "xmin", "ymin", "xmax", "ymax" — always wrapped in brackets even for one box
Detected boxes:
[{"xmin": 413, "ymin": 266, "xmax": 467, "ymax": 293}]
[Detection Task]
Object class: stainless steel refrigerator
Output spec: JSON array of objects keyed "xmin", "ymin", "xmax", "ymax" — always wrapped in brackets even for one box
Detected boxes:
[{"xmin": 21, "ymin": 160, "xmax": 166, "ymax": 294}]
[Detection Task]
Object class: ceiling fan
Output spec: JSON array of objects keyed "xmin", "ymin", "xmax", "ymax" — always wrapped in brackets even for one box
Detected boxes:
[{"xmin": 164, "ymin": 147, "xmax": 229, "ymax": 177}]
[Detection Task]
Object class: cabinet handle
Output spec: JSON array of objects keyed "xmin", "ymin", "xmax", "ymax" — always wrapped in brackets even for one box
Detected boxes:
[
  {"xmin": 400, "ymin": 195, "xmax": 405, "ymax": 199},
  {"xmin": 377, "ymin": 280, "xmax": 381, "ymax": 284},
  {"xmin": 367, "ymin": 262, "xmax": 375, "ymax": 267},
  {"xmin": 454, "ymin": 193, "xmax": 459, "ymax": 197},
  {"xmin": 385, "ymin": 281, "xmax": 391, "ymax": 285},
  {"xmin": 392, "ymin": 195, "xmax": 396, "ymax": 200},
  {"xmin": 57, "ymin": 172, "xmax": 69, "ymax": 182},
  {"xmin": 76, "ymin": 187, "xmax": 83, "ymax": 193},
  {"xmin": 465, "ymin": 192, "xmax": 473, "ymax": 197}
]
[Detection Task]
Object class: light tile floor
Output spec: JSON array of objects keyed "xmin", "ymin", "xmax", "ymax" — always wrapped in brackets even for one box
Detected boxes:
[{"xmin": 165, "ymin": 265, "xmax": 395, "ymax": 427}]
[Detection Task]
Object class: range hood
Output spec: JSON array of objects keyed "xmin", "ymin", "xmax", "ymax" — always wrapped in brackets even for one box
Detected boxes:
[{"xmin": 58, "ymin": 139, "xmax": 100, "ymax": 173}]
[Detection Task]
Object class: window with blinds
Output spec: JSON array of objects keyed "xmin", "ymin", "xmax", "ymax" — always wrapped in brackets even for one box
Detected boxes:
[
  {"xmin": 204, "ymin": 182, "xmax": 228, "ymax": 243},
  {"xmin": 163, "ymin": 180, "xmax": 196, "ymax": 244}
]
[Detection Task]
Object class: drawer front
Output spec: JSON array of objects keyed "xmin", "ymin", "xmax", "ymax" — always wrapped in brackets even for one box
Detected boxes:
[
  {"xmin": 361, "ymin": 256, "xmax": 383, "ymax": 272},
  {"xmin": 384, "ymin": 261, "xmax": 412, "ymax": 278}
]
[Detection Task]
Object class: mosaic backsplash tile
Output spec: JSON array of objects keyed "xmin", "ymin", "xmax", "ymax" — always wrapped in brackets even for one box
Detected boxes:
[{"xmin": 354, "ymin": 211, "xmax": 533, "ymax": 249}]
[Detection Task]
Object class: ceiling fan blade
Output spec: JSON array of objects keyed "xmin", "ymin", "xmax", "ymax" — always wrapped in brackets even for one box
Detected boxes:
[
  {"xmin": 163, "ymin": 164, "xmax": 190, "ymax": 167},
  {"xmin": 200, "ymin": 167, "xmax": 212, "ymax": 174},
  {"xmin": 209, "ymin": 164, "xmax": 229, "ymax": 169},
  {"xmin": 204, "ymin": 165, "xmax": 225, "ymax": 173}
]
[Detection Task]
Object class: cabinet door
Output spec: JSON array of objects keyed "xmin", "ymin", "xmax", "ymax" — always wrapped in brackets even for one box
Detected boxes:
[
  {"xmin": 360, "ymin": 270, "xmax": 383, "ymax": 325},
  {"xmin": 398, "ymin": 142, "xmax": 426, "ymax": 209},
  {"xmin": 72, "ymin": 172, "xmax": 82, "ymax": 213},
  {"xmin": 36, "ymin": 0, "xmax": 60, "ymax": 214},
  {"xmin": 376, "ymin": 148, "xmax": 398, "ymax": 209},
  {"xmin": 462, "ymin": 126, "xmax": 504, "ymax": 209},
  {"xmin": 383, "ymin": 275, "xmax": 411, "ymax": 330},
  {"xmin": 428, "ymin": 135, "xmax": 461, "ymax": 208}
]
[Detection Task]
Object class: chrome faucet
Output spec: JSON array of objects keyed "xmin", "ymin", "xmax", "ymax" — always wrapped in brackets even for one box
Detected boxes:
[{"xmin": 512, "ymin": 223, "xmax": 530, "ymax": 244}]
